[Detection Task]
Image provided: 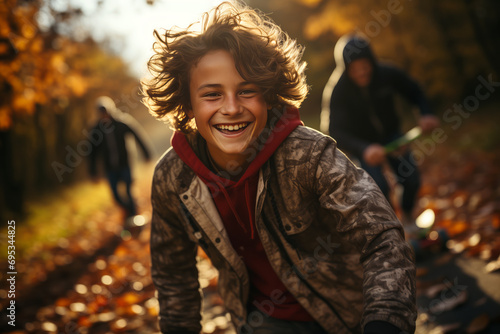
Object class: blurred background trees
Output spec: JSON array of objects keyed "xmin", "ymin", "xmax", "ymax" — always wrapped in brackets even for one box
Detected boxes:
[
  {"xmin": 1, "ymin": 0, "xmax": 499, "ymax": 217},
  {"xmin": 0, "ymin": 0, "xmax": 141, "ymax": 218}
]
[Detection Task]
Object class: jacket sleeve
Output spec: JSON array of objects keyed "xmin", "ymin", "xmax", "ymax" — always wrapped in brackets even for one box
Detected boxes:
[
  {"xmin": 328, "ymin": 83, "xmax": 372, "ymax": 157},
  {"xmin": 386, "ymin": 66, "xmax": 433, "ymax": 116},
  {"xmin": 321, "ymin": 70, "xmax": 372, "ymax": 156},
  {"xmin": 150, "ymin": 163, "xmax": 202, "ymax": 333},
  {"xmin": 310, "ymin": 137, "xmax": 416, "ymax": 333},
  {"xmin": 123, "ymin": 115, "xmax": 153, "ymax": 160}
]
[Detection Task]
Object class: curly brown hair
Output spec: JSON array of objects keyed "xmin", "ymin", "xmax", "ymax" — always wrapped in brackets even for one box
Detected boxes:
[{"xmin": 141, "ymin": 1, "xmax": 308, "ymax": 133}]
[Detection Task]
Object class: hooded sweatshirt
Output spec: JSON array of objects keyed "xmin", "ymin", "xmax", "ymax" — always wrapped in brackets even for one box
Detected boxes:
[
  {"xmin": 320, "ymin": 35, "xmax": 433, "ymax": 157},
  {"xmin": 172, "ymin": 106, "xmax": 315, "ymax": 321}
]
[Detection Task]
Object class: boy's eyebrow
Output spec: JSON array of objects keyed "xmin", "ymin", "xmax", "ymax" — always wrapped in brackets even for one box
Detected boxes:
[
  {"xmin": 197, "ymin": 81, "xmax": 255, "ymax": 91},
  {"xmin": 197, "ymin": 83, "xmax": 221, "ymax": 91}
]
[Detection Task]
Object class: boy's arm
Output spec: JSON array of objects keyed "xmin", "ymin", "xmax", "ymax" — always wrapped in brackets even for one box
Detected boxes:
[
  {"xmin": 311, "ymin": 137, "xmax": 416, "ymax": 333},
  {"xmin": 150, "ymin": 167, "xmax": 202, "ymax": 334}
]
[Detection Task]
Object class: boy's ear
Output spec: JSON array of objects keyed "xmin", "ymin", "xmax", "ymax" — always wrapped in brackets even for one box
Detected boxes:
[{"xmin": 186, "ymin": 109, "xmax": 194, "ymax": 119}]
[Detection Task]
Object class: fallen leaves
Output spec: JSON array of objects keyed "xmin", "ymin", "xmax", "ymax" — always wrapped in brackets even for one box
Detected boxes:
[
  {"xmin": 416, "ymin": 148, "xmax": 500, "ymax": 265},
  {"xmin": 413, "ymin": 140, "xmax": 500, "ymax": 333}
]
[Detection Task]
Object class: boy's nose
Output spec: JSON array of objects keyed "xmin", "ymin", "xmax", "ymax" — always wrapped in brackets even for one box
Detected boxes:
[{"xmin": 220, "ymin": 95, "xmax": 242, "ymax": 115}]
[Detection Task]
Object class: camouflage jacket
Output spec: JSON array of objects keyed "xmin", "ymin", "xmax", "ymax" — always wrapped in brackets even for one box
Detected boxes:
[{"xmin": 150, "ymin": 126, "xmax": 416, "ymax": 334}]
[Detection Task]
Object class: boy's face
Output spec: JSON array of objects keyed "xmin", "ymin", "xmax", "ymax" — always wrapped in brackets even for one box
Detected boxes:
[{"xmin": 188, "ymin": 49, "xmax": 268, "ymax": 169}]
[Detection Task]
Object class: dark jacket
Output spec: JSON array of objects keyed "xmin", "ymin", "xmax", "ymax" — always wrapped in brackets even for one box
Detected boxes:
[
  {"xmin": 321, "ymin": 35, "xmax": 432, "ymax": 157},
  {"xmin": 89, "ymin": 98, "xmax": 151, "ymax": 175},
  {"xmin": 150, "ymin": 107, "xmax": 417, "ymax": 334}
]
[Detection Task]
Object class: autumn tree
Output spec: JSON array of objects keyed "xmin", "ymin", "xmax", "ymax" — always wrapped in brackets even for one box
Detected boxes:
[{"xmin": 0, "ymin": 0, "xmax": 141, "ymax": 219}]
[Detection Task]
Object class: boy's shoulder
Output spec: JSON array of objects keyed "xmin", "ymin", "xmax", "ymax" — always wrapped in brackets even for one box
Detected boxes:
[
  {"xmin": 153, "ymin": 146, "xmax": 192, "ymax": 184},
  {"xmin": 284, "ymin": 125, "xmax": 336, "ymax": 148},
  {"xmin": 275, "ymin": 125, "xmax": 337, "ymax": 163}
]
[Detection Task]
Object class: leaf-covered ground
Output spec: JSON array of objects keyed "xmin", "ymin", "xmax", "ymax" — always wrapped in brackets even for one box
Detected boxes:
[{"xmin": 1, "ymin": 107, "xmax": 500, "ymax": 334}]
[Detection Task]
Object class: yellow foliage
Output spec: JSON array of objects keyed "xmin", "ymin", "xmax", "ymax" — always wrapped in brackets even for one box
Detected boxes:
[
  {"xmin": 0, "ymin": 19, "xmax": 10, "ymax": 36},
  {"xmin": 35, "ymin": 89, "xmax": 48, "ymax": 104},
  {"xmin": 20, "ymin": 18, "xmax": 37, "ymax": 39},
  {"xmin": 0, "ymin": 106, "xmax": 12, "ymax": 130},
  {"xmin": 0, "ymin": 0, "xmax": 139, "ymax": 133},
  {"xmin": 295, "ymin": 0, "xmax": 322, "ymax": 7},
  {"xmin": 10, "ymin": 33, "xmax": 30, "ymax": 52},
  {"xmin": 67, "ymin": 74, "xmax": 89, "ymax": 97},
  {"xmin": 0, "ymin": 2, "xmax": 99, "ymax": 128},
  {"xmin": 30, "ymin": 36, "xmax": 44, "ymax": 53},
  {"xmin": 51, "ymin": 53, "xmax": 69, "ymax": 74},
  {"xmin": 12, "ymin": 93, "xmax": 35, "ymax": 114},
  {"xmin": 304, "ymin": 2, "xmax": 357, "ymax": 40}
]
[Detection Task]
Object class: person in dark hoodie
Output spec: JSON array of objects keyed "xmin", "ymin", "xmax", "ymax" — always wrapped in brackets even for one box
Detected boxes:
[
  {"xmin": 89, "ymin": 96, "xmax": 152, "ymax": 217},
  {"xmin": 143, "ymin": 2, "xmax": 416, "ymax": 334},
  {"xmin": 321, "ymin": 34, "xmax": 440, "ymax": 230}
]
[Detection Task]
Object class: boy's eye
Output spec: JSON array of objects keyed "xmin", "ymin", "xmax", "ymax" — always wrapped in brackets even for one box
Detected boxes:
[
  {"xmin": 239, "ymin": 89, "xmax": 257, "ymax": 96},
  {"xmin": 203, "ymin": 92, "xmax": 221, "ymax": 98}
]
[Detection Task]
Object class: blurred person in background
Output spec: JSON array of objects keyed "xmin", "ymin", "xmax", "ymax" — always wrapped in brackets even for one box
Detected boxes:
[
  {"xmin": 88, "ymin": 96, "xmax": 152, "ymax": 219},
  {"xmin": 321, "ymin": 34, "xmax": 440, "ymax": 232}
]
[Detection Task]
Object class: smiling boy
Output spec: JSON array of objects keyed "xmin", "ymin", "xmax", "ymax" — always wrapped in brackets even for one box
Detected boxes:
[
  {"xmin": 188, "ymin": 49, "xmax": 268, "ymax": 172},
  {"xmin": 142, "ymin": 2, "xmax": 416, "ymax": 334}
]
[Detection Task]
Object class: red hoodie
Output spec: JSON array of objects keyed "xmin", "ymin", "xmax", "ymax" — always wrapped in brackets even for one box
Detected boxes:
[{"xmin": 172, "ymin": 107, "xmax": 314, "ymax": 321}]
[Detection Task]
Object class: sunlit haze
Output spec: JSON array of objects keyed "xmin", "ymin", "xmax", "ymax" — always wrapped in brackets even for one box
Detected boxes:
[{"xmin": 69, "ymin": 0, "xmax": 224, "ymax": 78}]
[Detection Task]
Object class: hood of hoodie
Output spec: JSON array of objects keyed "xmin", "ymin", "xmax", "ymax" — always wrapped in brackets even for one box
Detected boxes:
[
  {"xmin": 95, "ymin": 96, "xmax": 121, "ymax": 119},
  {"xmin": 171, "ymin": 106, "xmax": 303, "ymax": 238},
  {"xmin": 334, "ymin": 34, "xmax": 376, "ymax": 70},
  {"xmin": 322, "ymin": 35, "xmax": 378, "ymax": 110}
]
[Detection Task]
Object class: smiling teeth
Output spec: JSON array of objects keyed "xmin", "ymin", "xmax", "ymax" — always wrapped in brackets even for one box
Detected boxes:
[{"xmin": 216, "ymin": 123, "xmax": 248, "ymax": 131}]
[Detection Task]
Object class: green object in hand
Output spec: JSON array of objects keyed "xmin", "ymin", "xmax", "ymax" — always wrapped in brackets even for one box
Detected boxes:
[{"xmin": 384, "ymin": 126, "xmax": 422, "ymax": 153}]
